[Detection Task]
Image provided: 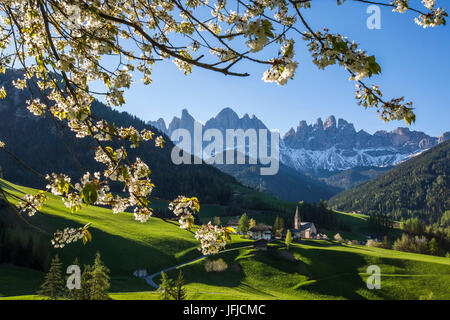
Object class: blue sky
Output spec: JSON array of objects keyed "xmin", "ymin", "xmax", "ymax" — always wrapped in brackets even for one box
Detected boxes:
[{"xmin": 112, "ymin": 2, "xmax": 449, "ymax": 137}]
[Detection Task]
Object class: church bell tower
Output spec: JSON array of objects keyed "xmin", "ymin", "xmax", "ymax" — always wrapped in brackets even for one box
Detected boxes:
[{"xmin": 294, "ymin": 206, "xmax": 301, "ymax": 230}]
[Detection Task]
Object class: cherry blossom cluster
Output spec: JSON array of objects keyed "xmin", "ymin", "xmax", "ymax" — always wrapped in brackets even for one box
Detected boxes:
[
  {"xmin": 194, "ymin": 222, "xmax": 228, "ymax": 255},
  {"xmin": 169, "ymin": 196, "xmax": 200, "ymax": 229},
  {"xmin": 51, "ymin": 224, "xmax": 90, "ymax": 248},
  {"xmin": 262, "ymin": 40, "xmax": 299, "ymax": 85},
  {"xmin": 391, "ymin": 0, "xmax": 447, "ymax": 28},
  {"xmin": 304, "ymin": 30, "xmax": 380, "ymax": 82},
  {"xmin": 355, "ymin": 84, "xmax": 415, "ymax": 124},
  {"xmin": 17, "ymin": 191, "xmax": 47, "ymax": 216}
]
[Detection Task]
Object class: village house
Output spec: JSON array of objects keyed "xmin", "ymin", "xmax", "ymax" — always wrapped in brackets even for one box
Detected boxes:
[{"xmin": 249, "ymin": 225, "xmax": 272, "ymax": 241}]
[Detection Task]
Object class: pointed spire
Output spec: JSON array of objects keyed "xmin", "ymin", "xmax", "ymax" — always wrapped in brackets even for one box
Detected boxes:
[{"xmin": 294, "ymin": 206, "xmax": 301, "ymax": 230}]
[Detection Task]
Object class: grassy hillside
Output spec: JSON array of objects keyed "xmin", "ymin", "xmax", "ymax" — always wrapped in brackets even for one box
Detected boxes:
[
  {"xmin": 0, "ymin": 178, "xmax": 250, "ymax": 290},
  {"xmin": 329, "ymin": 140, "xmax": 450, "ymax": 224},
  {"xmin": 154, "ymin": 240, "xmax": 450, "ymax": 300},
  {"xmin": 1, "ymin": 179, "xmax": 448, "ymax": 300}
]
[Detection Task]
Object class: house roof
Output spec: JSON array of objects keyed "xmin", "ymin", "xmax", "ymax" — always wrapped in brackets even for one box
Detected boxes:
[
  {"xmin": 290, "ymin": 222, "xmax": 315, "ymax": 232},
  {"xmin": 300, "ymin": 222, "xmax": 314, "ymax": 230},
  {"xmin": 250, "ymin": 225, "xmax": 272, "ymax": 232}
]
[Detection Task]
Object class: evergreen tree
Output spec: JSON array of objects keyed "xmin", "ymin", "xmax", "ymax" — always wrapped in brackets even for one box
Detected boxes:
[
  {"xmin": 238, "ymin": 213, "xmax": 250, "ymax": 235},
  {"xmin": 37, "ymin": 255, "xmax": 65, "ymax": 300},
  {"xmin": 279, "ymin": 218, "xmax": 285, "ymax": 235},
  {"xmin": 174, "ymin": 270, "xmax": 187, "ymax": 300},
  {"xmin": 273, "ymin": 216, "xmax": 280, "ymax": 236},
  {"xmin": 159, "ymin": 272, "xmax": 175, "ymax": 300},
  {"xmin": 285, "ymin": 230, "xmax": 293, "ymax": 250},
  {"xmin": 79, "ymin": 264, "xmax": 93, "ymax": 300},
  {"xmin": 89, "ymin": 252, "xmax": 110, "ymax": 300},
  {"xmin": 213, "ymin": 216, "xmax": 221, "ymax": 226}
]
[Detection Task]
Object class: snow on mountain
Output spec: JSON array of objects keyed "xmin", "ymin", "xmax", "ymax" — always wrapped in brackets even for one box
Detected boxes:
[
  {"xmin": 280, "ymin": 142, "xmax": 423, "ymax": 173},
  {"xmin": 148, "ymin": 108, "xmax": 449, "ymax": 175}
]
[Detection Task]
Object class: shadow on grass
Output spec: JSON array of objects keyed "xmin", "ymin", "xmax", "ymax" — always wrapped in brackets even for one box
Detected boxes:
[
  {"xmin": 288, "ymin": 245, "xmax": 369, "ymax": 299},
  {"xmin": 159, "ymin": 249, "xmax": 246, "ymax": 289}
]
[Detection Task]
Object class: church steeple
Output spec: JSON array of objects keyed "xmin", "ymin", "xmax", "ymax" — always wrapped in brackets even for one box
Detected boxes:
[{"xmin": 294, "ymin": 206, "xmax": 301, "ymax": 230}]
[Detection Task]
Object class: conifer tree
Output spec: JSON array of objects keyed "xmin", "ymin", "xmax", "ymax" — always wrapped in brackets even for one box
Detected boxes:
[
  {"xmin": 37, "ymin": 255, "xmax": 65, "ymax": 300},
  {"xmin": 158, "ymin": 272, "xmax": 175, "ymax": 300},
  {"xmin": 239, "ymin": 213, "xmax": 250, "ymax": 235},
  {"xmin": 279, "ymin": 218, "xmax": 285, "ymax": 235},
  {"xmin": 79, "ymin": 264, "xmax": 93, "ymax": 300},
  {"xmin": 89, "ymin": 252, "xmax": 110, "ymax": 300},
  {"xmin": 285, "ymin": 230, "xmax": 293, "ymax": 250},
  {"xmin": 174, "ymin": 270, "xmax": 187, "ymax": 301},
  {"xmin": 274, "ymin": 216, "xmax": 280, "ymax": 236}
]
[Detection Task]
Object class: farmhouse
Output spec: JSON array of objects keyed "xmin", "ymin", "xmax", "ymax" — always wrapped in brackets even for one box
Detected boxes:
[
  {"xmin": 289, "ymin": 206, "xmax": 317, "ymax": 240},
  {"xmin": 249, "ymin": 225, "xmax": 272, "ymax": 240}
]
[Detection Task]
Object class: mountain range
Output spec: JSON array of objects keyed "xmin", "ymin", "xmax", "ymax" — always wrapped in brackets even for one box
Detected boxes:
[{"xmin": 148, "ymin": 108, "xmax": 449, "ymax": 192}]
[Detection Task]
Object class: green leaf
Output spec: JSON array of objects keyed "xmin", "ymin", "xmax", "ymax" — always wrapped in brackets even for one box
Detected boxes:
[{"xmin": 81, "ymin": 183, "xmax": 98, "ymax": 205}]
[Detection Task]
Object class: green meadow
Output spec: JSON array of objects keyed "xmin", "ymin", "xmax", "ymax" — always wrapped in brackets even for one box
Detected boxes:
[{"xmin": 0, "ymin": 179, "xmax": 449, "ymax": 300}]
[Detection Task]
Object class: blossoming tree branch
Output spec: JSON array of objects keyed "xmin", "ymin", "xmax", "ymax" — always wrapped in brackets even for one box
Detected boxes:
[{"xmin": 0, "ymin": 0, "xmax": 446, "ymax": 254}]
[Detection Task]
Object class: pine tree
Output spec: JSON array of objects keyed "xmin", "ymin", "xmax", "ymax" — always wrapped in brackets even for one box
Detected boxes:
[
  {"xmin": 279, "ymin": 218, "xmax": 285, "ymax": 235},
  {"xmin": 285, "ymin": 230, "xmax": 293, "ymax": 250},
  {"xmin": 37, "ymin": 255, "xmax": 65, "ymax": 300},
  {"xmin": 89, "ymin": 252, "xmax": 110, "ymax": 300},
  {"xmin": 213, "ymin": 216, "xmax": 221, "ymax": 226},
  {"xmin": 273, "ymin": 216, "xmax": 280, "ymax": 236},
  {"xmin": 174, "ymin": 270, "xmax": 187, "ymax": 300},
  {"xmin": 238, "ymin": 213, "xmax": 250, "ymax": 235},
  {"xmin": 159, "ymin": 272, "xmax": 175, "ymax": 300},
  {"xmin": 79, "ymin": 264, "xmax": 93, "ymax": 300}
]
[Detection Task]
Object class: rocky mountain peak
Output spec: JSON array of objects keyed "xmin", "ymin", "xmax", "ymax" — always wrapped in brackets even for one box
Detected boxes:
[
  {"xmin": 284, "ymin": 128, "xmax": 296, "ymax": 139},
  {"xmin": 324, "ymin": 115, "xmax": 336, "ymax": 130},
  {"xmin": 147, "ymin": 118, "xmax": 167, "ymax": 134},
  {"xmin": 314, "ymin": 117, "xmax": 323, "ymax": 130}
]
